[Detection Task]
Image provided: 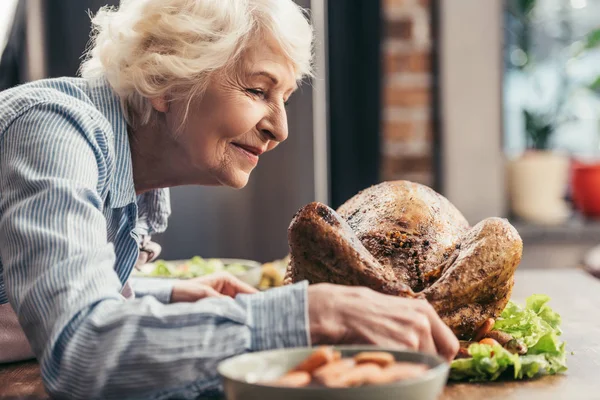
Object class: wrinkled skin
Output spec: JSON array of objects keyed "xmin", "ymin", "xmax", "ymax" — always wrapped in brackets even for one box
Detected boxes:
[{"xmin": 285, "ymin": 181, "xmax": 523, "ymax": 339}]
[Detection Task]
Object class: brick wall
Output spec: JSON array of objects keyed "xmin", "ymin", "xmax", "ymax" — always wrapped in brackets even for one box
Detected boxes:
[{"xmin": 380, "ymin": 0, "xmax": 434, "ymax": 187}]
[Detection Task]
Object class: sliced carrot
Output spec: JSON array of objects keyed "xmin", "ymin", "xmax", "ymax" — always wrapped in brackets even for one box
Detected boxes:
[
  {"xmin": 270, "ymin": 371, "xmax": 311, "ymax": 387},
  {"xmin": 313, "ymin": 359, "xmax": 356, "ymax": 386},
  {"xmin": 354, "ymin": 351, "xmax": 395, "ymax": 367},
  {"xmin": 327, "ymin": 363, "xmax": 382, "ymax": 388},
  {"xmin": 479, "ymin": 338, "xmax": 500, "ymax": 347},
  {"xmin": 366, "ymin": 362, "xmax": 429, "ymax": 385},
  {"xmin": 474, "ymin": 318, "xmax": 495, "ymax": 341},
  {"xmin": 293, "ymin": 346, "xmax": 337, "ymax": 374}
]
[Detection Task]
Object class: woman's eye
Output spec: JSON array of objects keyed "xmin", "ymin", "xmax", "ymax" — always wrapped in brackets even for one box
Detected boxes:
[
  {"xmin": 247, "ymin": 88, "xmax": 289, "ymax": 107},
  {"xmin": 246, "ymin": 88, "xmax": 265, "ymax": 98}
]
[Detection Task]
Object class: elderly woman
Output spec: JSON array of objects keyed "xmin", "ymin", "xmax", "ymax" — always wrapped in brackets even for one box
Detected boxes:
[{"xmin": 0, "ymin": 0, "xmax": 458, "ymax": 398}]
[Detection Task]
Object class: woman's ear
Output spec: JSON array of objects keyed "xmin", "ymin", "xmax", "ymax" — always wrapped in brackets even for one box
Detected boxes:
[{"xmin": 150, "ymin": 96, "xmax": 169, "ymax": 113}]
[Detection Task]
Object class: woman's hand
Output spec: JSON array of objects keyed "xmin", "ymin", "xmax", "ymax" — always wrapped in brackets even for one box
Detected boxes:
[
  {"xmin": 171, "ymin": 272, "xmax": 258, "ymax": 303},
  {"xmin": 307, "ymin": 284, "xmax": 459, "ymax": 362}
]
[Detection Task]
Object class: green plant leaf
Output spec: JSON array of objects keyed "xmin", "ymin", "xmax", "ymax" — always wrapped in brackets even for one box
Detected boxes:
[
  {"xmin": 518, "ymin": 0, "xmax": 537, "ymax": 15},
  {"xmin": 523, "ymin": 109, "xmax": 554, "ymax": 150},
  {"xmin": 589, "ymin": 76, "xmax": 600, "ymax": 92},
  {"xmin": 585, "ymin": 28, "xmax": 600, "ymax": 50}
]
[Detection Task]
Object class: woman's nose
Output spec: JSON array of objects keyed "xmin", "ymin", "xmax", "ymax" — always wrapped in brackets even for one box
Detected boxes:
[{"xmin": 258, "ymin": 108, "xmax": 288, "ymax": 143}]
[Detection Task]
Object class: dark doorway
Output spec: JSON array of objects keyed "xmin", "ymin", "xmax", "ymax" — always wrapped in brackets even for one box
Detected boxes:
[{"xmin": 327, "ymin": 0, "xmax": 382, "ymax": 208}]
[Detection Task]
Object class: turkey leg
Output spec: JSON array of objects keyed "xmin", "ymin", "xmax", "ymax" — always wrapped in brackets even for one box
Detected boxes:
[
  {"xmin": 285, "ymin": 202, "xmax": 419, "ymax": 298},
  {"xmin": 422, "ymin": 217, "xmax": 523, "ymax": 338}
]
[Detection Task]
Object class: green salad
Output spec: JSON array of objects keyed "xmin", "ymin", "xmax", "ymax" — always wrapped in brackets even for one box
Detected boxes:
[
  {"xmin": 450, "ymin": 294, "xmax": 567, "ymax": 381},
  {"xmin": 147, "ymin": 256, "xmax": 249, "ymax": 279}
]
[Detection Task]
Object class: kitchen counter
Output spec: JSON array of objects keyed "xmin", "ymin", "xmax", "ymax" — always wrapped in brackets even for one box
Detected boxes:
[{"xmin": 1, "ymin": 269, "xmax": 598, "ymax": 399}]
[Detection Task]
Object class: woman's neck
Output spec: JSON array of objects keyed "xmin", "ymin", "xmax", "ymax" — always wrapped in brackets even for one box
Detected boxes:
[{"xmin": 128, "ymin": 122, "xmax": 200, "ymax": 194}]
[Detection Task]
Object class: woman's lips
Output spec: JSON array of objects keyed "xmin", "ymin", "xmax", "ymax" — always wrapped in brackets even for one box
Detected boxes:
[{"xmin": 231, "ymin": 143, "xmax": 261, "ymax": 165}]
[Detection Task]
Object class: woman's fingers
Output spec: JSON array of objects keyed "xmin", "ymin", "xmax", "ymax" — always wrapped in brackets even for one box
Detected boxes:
[
  {"xmin": 170, "ymin": 281, "xmax": 225, "ymax": 302},
  {"xmin": 172, "ymin": 272, "xmax": 259, "ymax": 302},
  {"xmin": 196, "ymin": 285, "xmax": 226, "ymax": 298},
  {"xmin": 220, "ymin": 273, "xmax": 258, "ymax": 295},
  {"xmin": 418, "ymin": 301, "xmax": 459, "ymax": 361},
  {"xmin": 307, "ymin": 284, "xmax": 459, "ymax": 363},
  {"xmin": 196, "ymin": 272, "xmax": 258, "ymax": 296},
  {"xmin": 412, "ymin": 313, "xmax": 437, "ymax": 356},
  {"xmin": 432, "ymin": 319, "xmax": 460, "ymax": 361}
]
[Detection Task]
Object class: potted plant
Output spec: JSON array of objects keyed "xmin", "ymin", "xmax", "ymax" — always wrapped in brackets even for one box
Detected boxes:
[{"xmin": 508, "ymin": 110, "xmax": 571, "ymax": 225}]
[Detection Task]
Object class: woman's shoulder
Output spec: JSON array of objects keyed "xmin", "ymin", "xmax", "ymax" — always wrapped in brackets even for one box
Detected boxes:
[
  {"xmin": 0, "ymin": 77, "xmax": 108, "ymax": 133},
  {"xmin": 0, "ymin": 77, "xmax": 122, "ymax": 176}
]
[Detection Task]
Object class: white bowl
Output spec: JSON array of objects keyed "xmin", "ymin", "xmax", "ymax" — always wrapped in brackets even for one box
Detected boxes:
[{"xmin": 218, "ymin": 346, "xmax": 450, "ymax": 400}]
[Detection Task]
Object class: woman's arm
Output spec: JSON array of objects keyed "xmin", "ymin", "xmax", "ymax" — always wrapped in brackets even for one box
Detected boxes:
[{"xmin": 0, "ymin": 102, "xmax": 309, "ymax": 399}]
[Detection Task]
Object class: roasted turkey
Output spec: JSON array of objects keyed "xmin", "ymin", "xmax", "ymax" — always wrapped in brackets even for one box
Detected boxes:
[{"xmin": 284, "ymin": 180, "xmax": 523, "ymax": 339}]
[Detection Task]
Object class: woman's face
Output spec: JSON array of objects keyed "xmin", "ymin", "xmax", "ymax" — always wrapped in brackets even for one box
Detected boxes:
[{"xmin": 164, "ymin": 38, "xmax": 298, "ymax": 189}]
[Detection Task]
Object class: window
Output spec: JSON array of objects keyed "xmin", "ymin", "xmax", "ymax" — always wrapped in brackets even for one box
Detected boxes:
[{"xmin": 504, "ymin": 0, "xmax": 600, "ymax": 157}]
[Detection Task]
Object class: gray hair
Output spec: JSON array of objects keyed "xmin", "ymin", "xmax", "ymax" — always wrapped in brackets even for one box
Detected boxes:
[{"xmin": 80, "ymin": 0, "xmax": 314, "ymax": 126}]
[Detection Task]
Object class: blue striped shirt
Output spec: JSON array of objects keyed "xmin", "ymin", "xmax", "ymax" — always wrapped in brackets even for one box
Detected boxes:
[{"xmin": 0, "ymin": 77, "xmax": 310, "ymax": 399}]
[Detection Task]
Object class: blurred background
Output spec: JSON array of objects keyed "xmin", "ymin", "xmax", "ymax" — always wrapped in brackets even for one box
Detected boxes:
[{"xmin": 2, "ymin": 0, "xmax": 600, "ymax": 273}]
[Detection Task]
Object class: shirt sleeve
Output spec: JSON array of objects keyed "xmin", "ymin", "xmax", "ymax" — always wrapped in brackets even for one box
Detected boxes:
[
  {"xmin": 129, "ymin": 277, "xmax": 174, "ymax": 304},
  {"xmin": 0, "ymin": 102, "xmax": 310, "ymax": 399}
]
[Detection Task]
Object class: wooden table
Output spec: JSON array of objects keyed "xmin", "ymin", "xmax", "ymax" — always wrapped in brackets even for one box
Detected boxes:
[
  {"xmin": 1, "ymin": 269, "xmax": 598, "ymax": 399},
  {"xmin": 0, "ymin": 360, "xmax": 45, "ymax": 399}
]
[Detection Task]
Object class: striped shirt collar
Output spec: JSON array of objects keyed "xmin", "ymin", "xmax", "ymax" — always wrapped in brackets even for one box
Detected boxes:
[{"xmin": 87, "ymin": 78, "xmax": 137, "ymax": 209}]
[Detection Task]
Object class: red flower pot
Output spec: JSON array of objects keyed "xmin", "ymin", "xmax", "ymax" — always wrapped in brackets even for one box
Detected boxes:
[{"xmin": 571, "ymin": 160, "xmax": 600, "ymax": 218}]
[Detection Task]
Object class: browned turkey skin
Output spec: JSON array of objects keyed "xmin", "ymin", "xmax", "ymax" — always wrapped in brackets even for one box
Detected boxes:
[{"xmin": 285, "ymin": 181, "xmax": 523, "ymax": 339}]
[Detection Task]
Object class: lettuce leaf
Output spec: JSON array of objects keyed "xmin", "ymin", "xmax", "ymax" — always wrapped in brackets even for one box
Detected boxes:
[
  {"xmin": 449, "ymin": 294, "xmax": 567, "ymax": 381},
  {"xmin": 149, "ymin": 260, "xmax": 173, "ymax": 277},
  {"xmin": 517, "ymin": 354, "xmax": 547, "ymax": 379},
  {"xmin": 449, "ymin": 343, "xmax": 521, "ymax": 381},
  {"xmin": 493, "ymin": 294, "xmax": 560, "ymax": 347}
]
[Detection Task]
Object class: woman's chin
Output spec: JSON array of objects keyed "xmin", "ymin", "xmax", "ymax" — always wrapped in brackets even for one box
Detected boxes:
[{"xmin": 219, "ymin": 170, "xmax": 251, "ymax": 189}]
